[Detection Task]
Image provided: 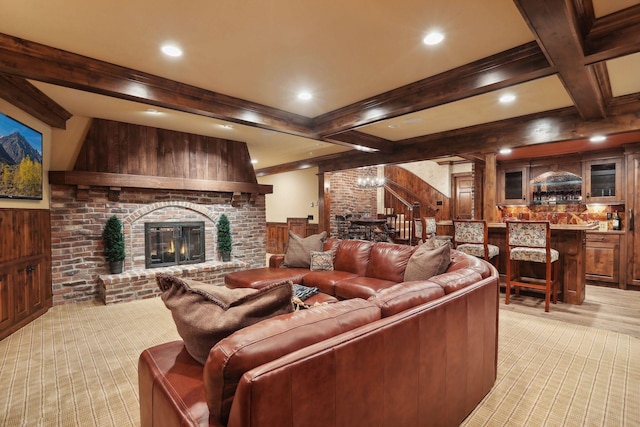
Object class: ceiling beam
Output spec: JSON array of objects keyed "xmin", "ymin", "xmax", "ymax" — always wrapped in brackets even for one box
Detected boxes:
[
  {"xmin": 584, "ymin": 4, "xmax": 640, "ymax": 64},
  {"xmin": 0, "ymin": 32, "xmax": 315, "ymax": 139},
  {"xmin": 0, "ymin": 73, "xmax": 71, "ymax": 128},
  {"xmin": 323, "ymin": 131, "xmax": 394, "ymax": 153},
  {"xmin": 258, "ymin": 96, "xmax": 640, "ymax": 176},
  {"xmin": 513, "ymin": 0, "xmax": 606, "ymax": 120},
  {"xmin": 312, "ymin": 42, "xmax": 554, "ymax": 138},
  {"xmin": 313, "ymin": 98, "xmax": 640, "ymax": 173}
]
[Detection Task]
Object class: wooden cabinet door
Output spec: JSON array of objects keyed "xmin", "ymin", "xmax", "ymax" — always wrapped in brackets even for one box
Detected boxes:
[
  {"xmin": 583, "ymin": 158, "xmax": 623, "ymax": 203},
  {"xmin": 585, "ymin": 234, "xmax": 619, "ymax": 284},
  {"xmin": 627, "ymin": 153, "xmax": 640, "ymax": 287},
  {"xmin": 0, "ymin": 209, "xmax": 52, "ymax": 341},
  {"xmin": 13, "ymin": 263, "xmax": 31, "ymax": 324},
  {"xmin": 0, "ymin": 269, "xmax": 12, "ymax": 332},
  {"xmin": 498, "ymin": 167, "xmax": 528, "ymax": 205},
  {"xmin": 28, "ymin": 261, "xmax": 45, "ymax": 313}
]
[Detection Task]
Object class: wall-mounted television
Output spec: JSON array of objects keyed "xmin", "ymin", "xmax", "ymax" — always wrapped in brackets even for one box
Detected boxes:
[{"xmin": 0, "ymin": 112, "xmax": 43, "ymax": 200}]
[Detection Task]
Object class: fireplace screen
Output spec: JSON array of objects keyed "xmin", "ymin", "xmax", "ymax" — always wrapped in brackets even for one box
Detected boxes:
[{"xmin": 145, "ymin": 222, "xmax": 205, "ymax": 268}]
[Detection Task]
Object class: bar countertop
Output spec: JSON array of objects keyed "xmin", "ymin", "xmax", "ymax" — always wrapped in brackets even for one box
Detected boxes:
[{"xmin": 437, "ymin": 220, "xmax": 599, "ymax": 231}]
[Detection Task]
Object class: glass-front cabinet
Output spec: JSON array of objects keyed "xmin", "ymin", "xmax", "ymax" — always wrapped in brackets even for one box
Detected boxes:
[
  {"xmin": 583, "ymin": 158, "xmax": 623, "ymax": 203},
  {"xmin": 499, "ymin": 166, "xmax": 528, "ymax": 204}
]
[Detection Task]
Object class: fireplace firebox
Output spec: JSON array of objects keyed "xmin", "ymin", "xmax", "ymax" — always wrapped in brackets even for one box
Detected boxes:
[{"xmin": 145, "ymin": 222, "xmax": 205, "ymax": 268}]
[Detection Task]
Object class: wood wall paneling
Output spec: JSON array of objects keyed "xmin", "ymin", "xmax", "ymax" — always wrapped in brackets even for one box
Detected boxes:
[
  {"xmin": 384, "ymin": 165, "xmax": 450, "ymax": 222},
  {"xmin": 626, "ymin": 150, "xmax": 640, "ymax": 288},
  {"xmin": 73, "ymin": 119, "xmax": 258, "ymax": 184},
  {"xmin": 266, "ymin": 219, "xmax": 319, "ymax": 254},
  {"xmin": 58, "ymin": 119, "xmax": 268, "ymax": 195},
  {"xmin": 0, "ymin": 209, "xmax": 52, "ymax": 341}
]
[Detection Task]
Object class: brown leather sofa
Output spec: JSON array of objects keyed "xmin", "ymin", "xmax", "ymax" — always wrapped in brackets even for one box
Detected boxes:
[{"xmin": 139, "ymin": 238, "xmax": 500, "ymax": 427}]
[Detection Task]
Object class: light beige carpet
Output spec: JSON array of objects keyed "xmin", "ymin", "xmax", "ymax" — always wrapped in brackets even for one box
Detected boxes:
[
  {"xmin": 462, "ymin": 309, "xmax": 640, "ymax": 426},
  {"xmin": 0, "ymin": 298, "xmax": 638, "ymax": 427}
]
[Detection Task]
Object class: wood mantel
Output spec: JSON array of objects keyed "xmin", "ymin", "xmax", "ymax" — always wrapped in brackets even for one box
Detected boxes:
[{"xmin": 49, "ymin": 171, "xmax": 272, "ymax": 200}]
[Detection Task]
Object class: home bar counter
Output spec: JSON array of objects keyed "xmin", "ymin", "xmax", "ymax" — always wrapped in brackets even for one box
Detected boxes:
[{"xmin": 438, "ymin": 222, "xmax": 598, "ymax": 305}]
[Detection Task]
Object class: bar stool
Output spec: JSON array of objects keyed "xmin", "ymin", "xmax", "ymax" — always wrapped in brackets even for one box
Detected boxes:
[
  {"xmin": 452, "ymin": 219, "xmax": 499, "ymax": 269},
  {"xmin": 424, "ymin": 217, "xmax": 437, "ymax": 239},
  {"xmin": 505, "ymin": 220, "xmax": 559, "ymax": 312}
]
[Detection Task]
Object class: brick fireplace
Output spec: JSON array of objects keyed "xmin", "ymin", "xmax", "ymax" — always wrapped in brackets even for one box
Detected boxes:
[{"xmin": 50, "ymin": 185, "xmax": 266, "ymax": 305}]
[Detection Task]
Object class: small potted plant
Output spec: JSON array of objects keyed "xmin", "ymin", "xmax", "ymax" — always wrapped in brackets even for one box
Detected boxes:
[
  {"xmin": 103, "ymin": 215, "xmax": 126, "ymax": 273},
  {"xmin": 217, "ymin": 214, "xmax": 232, "ymax": 261}
]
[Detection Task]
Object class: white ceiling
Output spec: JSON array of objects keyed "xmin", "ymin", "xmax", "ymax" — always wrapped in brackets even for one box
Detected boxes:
[{"xmin": 1, "ymin": 0, "xmax": 639, "ymax": 168}]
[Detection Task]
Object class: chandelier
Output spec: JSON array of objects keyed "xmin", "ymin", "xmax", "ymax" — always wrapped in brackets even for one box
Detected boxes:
[{"xmin": 357, "ymin": 167, "xmax": 385, "ymax": 188}]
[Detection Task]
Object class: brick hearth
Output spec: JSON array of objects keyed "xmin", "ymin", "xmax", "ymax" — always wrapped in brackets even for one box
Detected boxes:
[{"xmin": 99, "ymin": 260, "xmax": 249, "ymax": 304}]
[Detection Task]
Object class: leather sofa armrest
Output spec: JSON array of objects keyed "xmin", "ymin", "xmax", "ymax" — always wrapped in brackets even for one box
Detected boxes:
[{"xmin": 269, "ymin": 255, "xmax": 285, "ymax": 268}]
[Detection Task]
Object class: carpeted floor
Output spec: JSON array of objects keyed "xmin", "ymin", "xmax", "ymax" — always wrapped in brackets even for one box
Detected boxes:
[{"xmin": 0, "ymin": 297, "xmax": 638, "ymax": 427}]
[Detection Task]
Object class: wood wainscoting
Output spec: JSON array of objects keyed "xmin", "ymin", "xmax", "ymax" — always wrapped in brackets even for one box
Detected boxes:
[
  {"xmin": 0, "ymin": 209, "xmax": 52, "ymax": 341},
  {"xmin": 266, "ymin": 218, "xmax": 319, "ymax": 254}
]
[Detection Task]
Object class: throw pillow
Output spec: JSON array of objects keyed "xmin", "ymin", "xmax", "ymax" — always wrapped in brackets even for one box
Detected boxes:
[
  {"xmin": 281, "ymin": 231, "xmax": 327, "ymax": 268},
  {"xmin": 403, "ymin": 239, "xmax": 451, "ymax": 282},
  {"xmin": 156, "ymin": 274, "xmax": 294, "ymax": 364},
  {"xmin": 310, "ymin": 250, "xmax": 334, "ymax": 271}
]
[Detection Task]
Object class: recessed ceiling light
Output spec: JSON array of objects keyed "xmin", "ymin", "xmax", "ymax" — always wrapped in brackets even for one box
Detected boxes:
[
  {"xmin": 499, "ymin": 148, "xmax": 512, "ymax": 155},
  {"xmin": 161, "ymin": 44, "xmax": 183, "ymax": 57},
  {"xmin": 388, "ymin": 124, "xmax": 399, "ymax": 129},
  {"xmin": 499, "ymin": 94, "xmax": 516, "ymax": 103},
  {"xmin": 146, "ymin": 108, "xmax": 161, "ymax": 114},
  {"xmin": 590, "ymin": 135, "xmax": 606, "ymax": 143},
  {"xmin": 423, "ymin": 32, "xmax": 445, "ymax": 46},
  {"xmin": 221, "ymin": 124, "xmax": 234, "ymax": 129},
  {"xmin": 251, "ymin": 159, "xmax": 258, "ymax": 165},
  {"xmin": 298, "ymin": 92, "xmax": 312, "ymax": 100}
]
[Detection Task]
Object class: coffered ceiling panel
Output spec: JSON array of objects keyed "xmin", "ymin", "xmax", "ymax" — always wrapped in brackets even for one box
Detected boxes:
[
  {"xmin": 593, "ymin": 0, "xmax": 639, "ymax": 17},
  {"xmin": 607, "ymin": 53, "xmax": 640, "ymax": 97},
  {"xmin": 357, "ymin": 76, "xmax": 573, "ymax": 141}
]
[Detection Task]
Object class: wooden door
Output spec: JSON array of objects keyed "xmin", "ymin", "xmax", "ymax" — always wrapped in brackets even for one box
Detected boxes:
[
  {"xmin": 627, "ymin": 153, "xmax": 640, "ymax": 287},
  {"xmin": 453, "ymin": 173, "xmax": 473, "ymax": 219}
]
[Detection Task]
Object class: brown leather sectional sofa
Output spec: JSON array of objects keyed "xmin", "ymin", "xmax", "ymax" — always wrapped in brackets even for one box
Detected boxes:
[{"xmin": 139, "ymin": 238, "xmax": 500, "ymax": 427}]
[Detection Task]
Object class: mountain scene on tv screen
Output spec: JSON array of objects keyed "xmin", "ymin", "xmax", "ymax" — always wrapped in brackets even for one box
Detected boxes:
[{"xmin": 0, "ymin": 131, "xmax": 43, "ymax": 199}]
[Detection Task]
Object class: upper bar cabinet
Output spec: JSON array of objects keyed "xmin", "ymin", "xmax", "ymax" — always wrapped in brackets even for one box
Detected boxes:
[
  {"xmin": 498, "ymin": 166, "xmax": 528, "ymax": 205},
  {"xmin": 583, "ymin": 157, "xmax": 624, "ymax": 203}
]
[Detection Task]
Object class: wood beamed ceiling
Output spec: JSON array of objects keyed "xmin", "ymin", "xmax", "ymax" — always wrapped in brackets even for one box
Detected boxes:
[{"xmin": 1, "ymin": 0, "xmax": 640, "ymax": 175}]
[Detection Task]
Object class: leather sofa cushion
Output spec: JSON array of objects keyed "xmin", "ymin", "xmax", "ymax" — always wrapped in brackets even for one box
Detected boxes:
[
  {"xmin": 365, "ymin": 242, "xmax": 416, "ymax": 283},
  {"xmin": 301, "ymin": 270, "xmax": 359, "ymax": 296},
  {"xmin": 369, "ymin": 281, "xmax": 445, "ymax": 317},
  {"xmin": 334, "ymin": 276, "xmax": 397, "ymax": 300},
  {"xmin": 333, "ymin": 240, "xmax": 374, "ymax": 276},
  {"xmin": 204, "ymin": 298, "xmax": 381, "ymax": 425},
  {"xmin": 225, "ymin": 267, "xmax": 308, "ymax": 289},
  {"xmin": 428, "ymin": 268, "xmax": 483, "ymax": 295}
]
